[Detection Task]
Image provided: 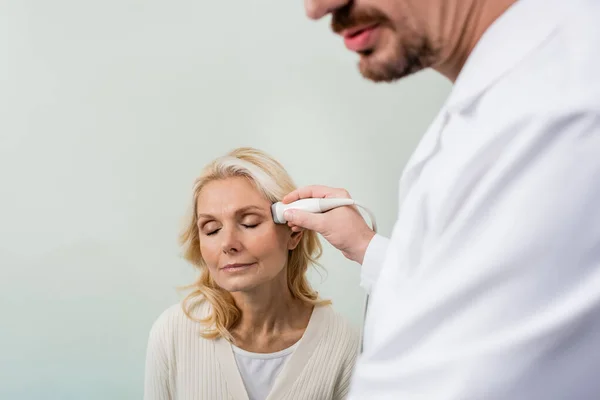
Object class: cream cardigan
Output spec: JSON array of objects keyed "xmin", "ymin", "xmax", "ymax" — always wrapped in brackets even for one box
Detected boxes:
[{"xmin": 143, "ymin": 302, "xmax": 360, "ymax": 400}]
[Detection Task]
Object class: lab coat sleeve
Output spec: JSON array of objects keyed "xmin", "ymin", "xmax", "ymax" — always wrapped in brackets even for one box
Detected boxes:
[
  {"xmin": 360, "ymin": 233, "xmax": 390, "ymax": 293},
  {"xmin": 349, "ymin": 110, "xmax": 600, "ymax": 399}
]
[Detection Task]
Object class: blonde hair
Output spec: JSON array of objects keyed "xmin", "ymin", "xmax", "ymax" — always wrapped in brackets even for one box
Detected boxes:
[{"xmin": 179, "ymin": 147, "xmax": 330, "ymax": 341}]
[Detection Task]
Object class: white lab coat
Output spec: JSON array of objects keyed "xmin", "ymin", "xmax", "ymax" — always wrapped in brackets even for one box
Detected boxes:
[{"xmin": 350, "ymin": 0, "xmax": 600, "ymax": 398}]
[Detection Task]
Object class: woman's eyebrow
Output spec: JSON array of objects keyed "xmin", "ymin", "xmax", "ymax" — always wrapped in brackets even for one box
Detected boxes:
[
  {"xmin": 235, "ymin": 205, "xmax": 266, "ymax": 215},
  {"xmin": 196, "ymin": 205, "xmax": 267, "ymax": 220}
]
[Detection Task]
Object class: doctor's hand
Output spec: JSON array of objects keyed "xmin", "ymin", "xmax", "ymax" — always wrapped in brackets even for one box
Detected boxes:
[{"xmin": 282, "ymin": 185, "xmax": 375, "ymax": 264}]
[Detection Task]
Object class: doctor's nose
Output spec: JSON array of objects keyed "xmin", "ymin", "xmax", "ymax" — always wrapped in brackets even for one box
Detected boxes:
[{"xmin": 304, "ymin": 0, "xmax": 349, "ymax": 20}]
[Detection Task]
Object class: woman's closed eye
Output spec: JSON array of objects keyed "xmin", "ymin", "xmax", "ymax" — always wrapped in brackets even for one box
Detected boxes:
[
  {"xmin": 240, "ymin": 220, "xmax": 263, "ymax": 231},
  {"xmin": 204, "ymin": 222, "xmax": 260, "ymax": 236},
  {"xmin": 201, "ymin": 222, "xmax": 220, "ymax": 236},
  {"xmin": 240, "ymin": 215, "xmax": 263, "ymax": 229}
]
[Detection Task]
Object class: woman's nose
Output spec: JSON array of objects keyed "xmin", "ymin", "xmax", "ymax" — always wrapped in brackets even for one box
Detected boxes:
[
  {"xmin": 304, "ymin": 0, "xmax": 350, "ymax": 20},
  {"xmin": 221, "ymin": 226, "xmax": 242, "ymax": 254}
]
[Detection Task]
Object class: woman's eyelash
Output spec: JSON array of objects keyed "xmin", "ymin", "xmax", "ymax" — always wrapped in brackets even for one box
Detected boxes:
[{"xmin": 205, "ymin": 223, "xmax": 258, "ymax": 236}]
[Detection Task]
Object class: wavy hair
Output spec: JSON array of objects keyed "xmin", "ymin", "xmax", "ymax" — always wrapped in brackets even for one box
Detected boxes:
[{"xmin": 179, "ymin": 147, "xmax": 330, "ymax": 341}]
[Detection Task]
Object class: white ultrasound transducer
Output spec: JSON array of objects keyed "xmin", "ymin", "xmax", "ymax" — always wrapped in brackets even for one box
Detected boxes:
[{"xmin": 271, "ymin": 198, "xmax": 378, "ymax": 233}]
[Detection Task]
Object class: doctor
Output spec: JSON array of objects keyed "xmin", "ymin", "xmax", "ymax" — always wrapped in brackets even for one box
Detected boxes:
[{"xmin": 284, "ymin": 0, "xmax": 600, "ymax": 398}]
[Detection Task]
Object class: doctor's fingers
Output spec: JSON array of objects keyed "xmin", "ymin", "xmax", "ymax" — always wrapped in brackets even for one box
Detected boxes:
[
  {"xmin": 283, "ymin": 209, "xmax": 329, "ymax": 234},
  {"xmin": 287, "ymin": 223, "xmax": 304, "ymax": 233},
  {"xmin": 282, "ymin": 185, "xmax": 352, "ymax": 204}
]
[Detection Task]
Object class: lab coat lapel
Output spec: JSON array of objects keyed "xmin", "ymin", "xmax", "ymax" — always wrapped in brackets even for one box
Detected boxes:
[
  {"xmin": 398, "ymin": 0, "xmax": 564, "ymax": 209},
  {"xmin": 396, "ymin": 108, "xmax": 448, "ymax": 210},
  {"xmin": 446, "ymin": 0, "xmax": 564, "ymax": 113}
]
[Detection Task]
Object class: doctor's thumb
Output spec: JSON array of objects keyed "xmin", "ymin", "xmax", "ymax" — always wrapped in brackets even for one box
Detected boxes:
[{"xmin": 284, "ymin": 209, "xmax": 324, "ymax": 233}]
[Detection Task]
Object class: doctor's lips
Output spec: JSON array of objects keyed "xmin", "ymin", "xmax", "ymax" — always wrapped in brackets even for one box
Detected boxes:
[
  {"xmin": 341, "ymin": 25, "xmax": 380, "ymax": 52},
  {"xmin": 331, "ymin": 8, "xmax": 385, "ymax": 53}
]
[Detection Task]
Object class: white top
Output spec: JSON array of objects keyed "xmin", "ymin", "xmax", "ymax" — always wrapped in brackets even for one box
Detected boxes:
[
  {"xmin": 144, "ymin": 302, "xmax": 359, "ymax": 400},
  {"xmin": 232, "ymin": 341, "xmax": 299, "ymax": 400},
  {"xmin": 350, "ymin": 0, "xmax": 600, "ymax": 398}
]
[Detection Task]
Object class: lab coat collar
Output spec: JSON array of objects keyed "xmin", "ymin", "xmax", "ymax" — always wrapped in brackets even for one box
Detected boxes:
[{"xmin": 445, "ymin": 0, "xmax": 565, "ymax": 113}]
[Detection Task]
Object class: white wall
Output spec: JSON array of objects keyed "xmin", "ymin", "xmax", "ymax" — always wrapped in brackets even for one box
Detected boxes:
[{"xmin": 0, "ymin": 1, "xmax": 451, "ymax": 398}]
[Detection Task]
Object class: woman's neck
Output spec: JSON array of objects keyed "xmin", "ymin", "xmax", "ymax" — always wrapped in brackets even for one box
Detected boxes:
[{"xmin": 229, "ymin": 278, "xmax": 314, "ymax": 352}]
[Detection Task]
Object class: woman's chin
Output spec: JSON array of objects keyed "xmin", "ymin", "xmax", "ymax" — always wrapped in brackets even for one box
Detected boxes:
[
  {"xmin": 218, "ymin": 276, "xmax": 263, "ymax": 293},
  {"xmin": 214, "ymin": 266, "xmax": 284, "ymax": 294}
]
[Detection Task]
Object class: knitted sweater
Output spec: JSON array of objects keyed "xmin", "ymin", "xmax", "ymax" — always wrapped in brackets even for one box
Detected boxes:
[{"xmin": 143, "ymin": 302, "xmax": 360, "ymax": 400}]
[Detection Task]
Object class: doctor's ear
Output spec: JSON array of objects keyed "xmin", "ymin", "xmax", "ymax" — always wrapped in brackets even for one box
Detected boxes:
[{"xmin": 287, "ymin": 229, "xmax": 303, "ymax": 250}]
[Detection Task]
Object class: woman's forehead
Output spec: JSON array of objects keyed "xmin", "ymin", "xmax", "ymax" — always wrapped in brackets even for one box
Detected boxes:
[{"xmin": 196, "ymin": 178, "xmax": 271, "ymax": 216}]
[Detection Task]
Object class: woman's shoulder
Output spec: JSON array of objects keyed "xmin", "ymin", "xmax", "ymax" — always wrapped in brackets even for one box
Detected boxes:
[
  {"xmin": 314, "ymin": 304, "xmax": 361, "ymax": 352},
  {"xmin": 145, "ymin": 300, "xmax": 216, "ymax": 371},
  {"xmin": 317, "ymin": 304, "xmax": 360, "ymax": 333},
  {"xmin": 148, "ymin": 298, "xmax": 212, "ymax": 340}
]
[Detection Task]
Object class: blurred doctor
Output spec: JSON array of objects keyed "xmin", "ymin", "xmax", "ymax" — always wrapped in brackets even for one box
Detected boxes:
[{"xmin": 284, "ymin": 0, "xmax": 600, "ymax": 398}]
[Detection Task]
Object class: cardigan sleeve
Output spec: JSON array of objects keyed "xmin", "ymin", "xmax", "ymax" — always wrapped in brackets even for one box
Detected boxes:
[
  {"xmin": 332, "ymin": 324, "xmax": 361, "ymax": 399},
  {"xmin": 143, "ymin": 314, "xmax": 172, "ymax": 400}
]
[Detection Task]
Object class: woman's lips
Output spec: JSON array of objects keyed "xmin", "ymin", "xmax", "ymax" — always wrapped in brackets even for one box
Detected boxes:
[{"xmin": 221, "ymin": 262, "xmax": 256, "ymax": 272}]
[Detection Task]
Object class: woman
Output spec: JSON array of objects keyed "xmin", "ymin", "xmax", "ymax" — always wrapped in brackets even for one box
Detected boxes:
[{"xmin": 144, "ymin": 147, "xmax": 360, "ymax": 400}]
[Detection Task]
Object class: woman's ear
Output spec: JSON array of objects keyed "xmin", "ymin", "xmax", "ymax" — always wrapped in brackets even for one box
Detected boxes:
[{"xmin": 287, "ymin": 229, "xmax": 303, "ymax": 250}]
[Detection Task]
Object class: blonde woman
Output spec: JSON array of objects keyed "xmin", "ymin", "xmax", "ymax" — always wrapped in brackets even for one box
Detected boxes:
[{"xmin": 144, "ymin": 147, "xmax": 360, "ymax": 400}]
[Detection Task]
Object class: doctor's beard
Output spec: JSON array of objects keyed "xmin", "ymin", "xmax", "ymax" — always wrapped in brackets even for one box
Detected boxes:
[{"xmin": 331, "ymin": 4, "xmax": 440, "ymax": 82}]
